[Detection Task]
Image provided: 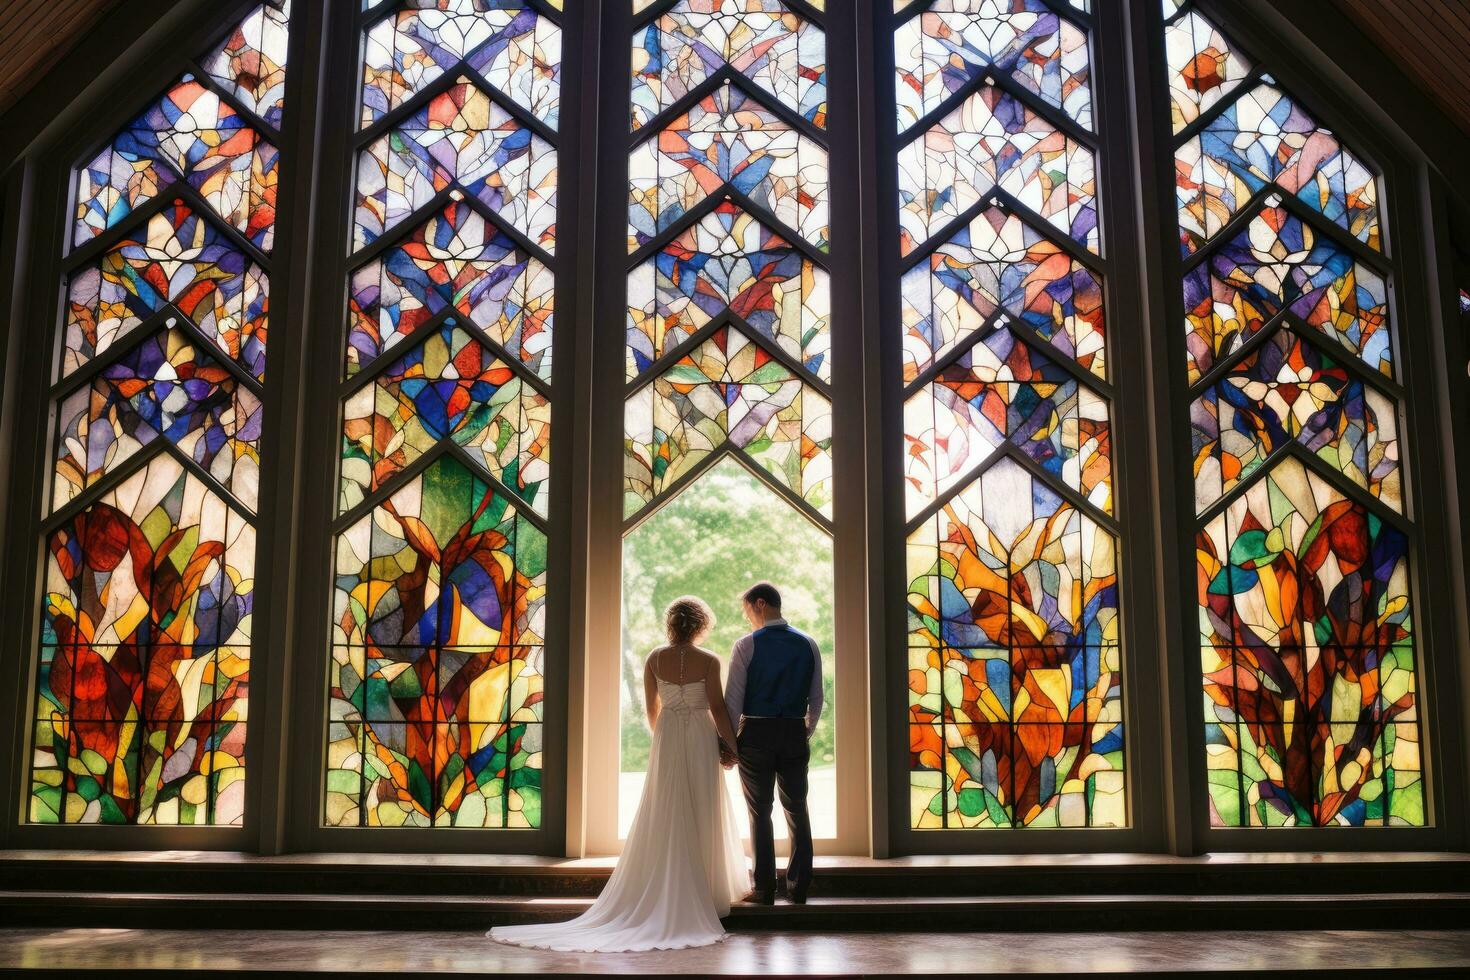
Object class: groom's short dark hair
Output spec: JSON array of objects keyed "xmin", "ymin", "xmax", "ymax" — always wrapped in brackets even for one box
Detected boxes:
[{"xmin": 742, "ymin": 581, "xmax": 782, "ymax": 609}]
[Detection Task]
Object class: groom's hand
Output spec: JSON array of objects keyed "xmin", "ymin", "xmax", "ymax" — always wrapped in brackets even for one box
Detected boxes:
[{"xmin": 719, "ymin": 743, "xmax": 738, "ymax": 769}]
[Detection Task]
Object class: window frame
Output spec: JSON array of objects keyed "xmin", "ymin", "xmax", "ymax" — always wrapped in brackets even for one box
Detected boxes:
[{"xmin": 0, "ymin": 0, "xmax": 1463, "ymax": 856}]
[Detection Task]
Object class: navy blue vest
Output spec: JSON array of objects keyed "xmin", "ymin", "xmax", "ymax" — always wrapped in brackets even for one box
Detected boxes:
[{"xmin": 742, "ymin": 624, "xmax": 814, "ymax": 719}]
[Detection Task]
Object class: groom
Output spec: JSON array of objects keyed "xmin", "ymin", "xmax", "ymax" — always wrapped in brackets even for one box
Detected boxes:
[{"xmin": 723, "ymin": 582, "xmax": 823, "ymax": 905}]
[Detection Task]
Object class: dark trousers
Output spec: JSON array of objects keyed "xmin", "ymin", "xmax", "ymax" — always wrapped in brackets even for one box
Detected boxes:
[{"xmin": 736, "ymin": 717, "xmax": 812, "ymax": 896}]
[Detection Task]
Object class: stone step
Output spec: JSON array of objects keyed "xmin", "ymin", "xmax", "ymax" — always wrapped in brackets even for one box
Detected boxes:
[
  {"xmin": 4, "ymin": 851, "xmax": 1467, "ymax": 899},
  {"xmin": 3, "ymin": 889, "xmax": 1468, "ymax": 932}
]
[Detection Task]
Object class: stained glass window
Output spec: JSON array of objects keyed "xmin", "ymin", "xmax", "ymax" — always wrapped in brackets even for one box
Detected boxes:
[
  {"xmin": 327, "ymin": 0, "xmax": 560, "ymax": 828},
  {"xmin": 624, "ymin": 1, "xmax": 833, "ymax": 530},
  {"xmin": 896, "ymin": 0, "xmax": 1124, "ymax": 829},
  {"xmin": 631, "ymin": 0, "xmax": 828, "ymax": 131},
  {"xmin": 619, "ymin": 0, "xmax": 838, "ymax": 845},
  {"xmin": 29, "ymin": 2, "xmax": 289, "ymax": 825},
  {"xmin": 1164, "ymin": 1, "xmax": 1425, "ymax": 827}
]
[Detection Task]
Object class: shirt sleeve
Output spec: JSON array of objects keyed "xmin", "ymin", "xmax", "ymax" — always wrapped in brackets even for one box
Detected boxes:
[
  {"xmin": 725, "ymin": 636, "xmax": 751, "ymax": 734},
  {"xmin": 805, "ymin": 634, "xmax": 823, "ymax": 738}
]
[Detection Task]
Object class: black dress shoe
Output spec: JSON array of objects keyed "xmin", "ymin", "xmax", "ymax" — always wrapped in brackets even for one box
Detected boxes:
[
  {"xmin": 743, "ymin": 890, "xmax": 775, "ymax": 906},
  {"xmin": 787, "ymin": 885, "xmax": 808, "ymax": 905}
]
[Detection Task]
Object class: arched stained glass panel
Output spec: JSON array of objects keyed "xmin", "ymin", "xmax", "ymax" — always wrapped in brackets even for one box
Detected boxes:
[
  {"xmin": 895, "ymin": 0, "xmax": 1125, "ymax": 830},
  {"xmin": 326, "ymin": 0, "xmax": 560, "ymax": 829},
  {"xmin": 1164, "ymin": 1, "xmax": 1425, "ymax": 827},
  {"xmin": 28, "ymin": 2, "xmax": 290, "ymax": 825},
  {"xmin": 618, "ymin": 0, "xmax": 839, "ymax": 844}
]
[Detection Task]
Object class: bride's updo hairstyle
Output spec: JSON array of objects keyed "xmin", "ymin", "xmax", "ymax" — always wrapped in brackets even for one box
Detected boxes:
[{"xmin": 665, "ymin": 595, "xmax": 714, "ymax": 645}]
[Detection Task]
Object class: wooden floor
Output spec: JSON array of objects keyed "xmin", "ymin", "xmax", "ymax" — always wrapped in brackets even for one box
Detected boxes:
[{"xmin": 2, "ymin": 927, "xmax": 1469, "ymax": 977}]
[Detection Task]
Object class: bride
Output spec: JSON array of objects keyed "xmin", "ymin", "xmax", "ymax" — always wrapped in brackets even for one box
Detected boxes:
[{"xmin": 489, "ymin": 596, "xmax": 749, "ymax": 951}]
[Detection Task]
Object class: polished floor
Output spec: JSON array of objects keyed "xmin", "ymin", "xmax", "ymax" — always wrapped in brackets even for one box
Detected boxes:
[{"xmin": 2, "ymin": 928, "xmax": 1469, "ymax": 976}]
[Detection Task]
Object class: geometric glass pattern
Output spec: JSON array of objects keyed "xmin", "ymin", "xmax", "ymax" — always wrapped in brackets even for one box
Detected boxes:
[
  {"xmin": 1164, "ymin": 0, "xmax": 1424, "ymax": 827},
  {"xmin": 1182, "ymin": 202, "xmax": 1392, "ymax": 384},
  {"xmin": 628, "ymin": 81, "xmax": 830, "ymax": 252},
  {"xmin": 902, "ymin": 324, "xmax": 1112, "ymax": 518},
  {"xmin": 897, "ymin": 82, "xmax": 1099, "ymax": 255},
  {"xmin": 73, "ymin": 76, "xmax": 280, "ymax": 251},
  {"xmin": 900, "ymin": 203, "xmax": 1106, "ymax": 382},
  {"xmin": 625, "ymin": 201, "xmax": 830, "ymax": 382},
  {"xmin": 907, "ymin": 457, "xmax": 1123, "ymax": 828},
  {"xmin": 1163, "ymin": 9, "xmax": 1250, "ymax": 135},
  {"xmin": 1190, "ymin": 327, "xmax": 1401, "ymax": 514},
  {"xmin": 54, "ymin": 325, "xmax": 264, "ymax": 513},
  {"xmin": 340, "ymin": 322, "xmax": 551, "ymax": 516},
  {"xmin": 631, "ymin": 0, "xmax": 828, "ymax": 131},
  {"xmin": 1176, "ymin": 84, "xmax": 1381, "ymax": 256},
  {"xmin": 204, "ymin": 0, "xmax": 292, "ymax": 129},
  {"xmin": 63, "ymin": 204, "xmax": 270, "ymax": 381},
  {"xmin": 346, "ymin": 200, "xmax": 554, "ymax": 380},
  {"xmin": 624, "ymin": 327, "xmax": 832, "ymax": 518},
  {"xmin": 361, "ymin": 0, "xmax": 562, "ymax": 129},
  {"xmin": 353, "ymin": 77, "xmax": 558, "ymax": 252},
  {"xmin": 894, "ymin": 0, "xmax": 1093, "ymax": 132},
  {"xmin": 30, "ymin": 2, "xmax": 287, "ymax": 826},
  {"xmin": 328, "ymin": 0, "xmax": 559, "ymax": 828},
  {"xmin": 328, "ymin": 455, "xmax": 545, "ymax": 828},
  {"xmin": 896, "ymin": 0, "xmax": 1122, "ymax": 828}
]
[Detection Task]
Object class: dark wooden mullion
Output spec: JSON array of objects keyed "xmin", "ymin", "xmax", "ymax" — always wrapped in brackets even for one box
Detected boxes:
[
  {"xmin": 185, "ymin": 58, "xmax": 286, "ymax": 143},
  {"xmin": 1179, "ymin": 184, "xmax": 1393, "ymax": 278},
  {"xmin": 63, "ymin": 164, "xmax": 273, "ymax": 277},
  {"xmin": 630, "ymin": 64, "xmax": 831, "ymax": 148},
  {"xmin": 895, "ymin": 61, "xmax": 1099, "ymax": 154},
  {"xmin": 783, "ymin": 0, "xmax": 826, "ymax": 23},
  {"xmin": 345, "ymin": 186, "xmax": 555, "ymax": 273},
  {"xmin": 63, "ymin": 313, "xmax": 266, "ymax": 413},
  {"xmin": 902, "ymin": 439, "xmax": 1120, "ymax": 538},
  {"xmin": 54, "ymin": 0, "xmax": 272, "ymax": 174},
  {"xmin": 1277, "ymin": 314, "xmax": 1408, "ymax": 401},
  {"xmin": 41, "ymin": 434, "xmax": 257, "ymax": 537},
  {"xmin": 359, "ymin": 0, "xmax": 398, "ymax": 28},
  {"xmin": 627, "ymin": 186, "xmax": 828, "ymax": 272},
  {"xmin": 331, "ymin": 437, "xmax": 550, "ymax": 536},
  {"xmin": 903, "ymin": 311, "xmax": 1118, "ymax": 401},
  {"xmin": 633, "ymin": 0, "xmax": 683, "ymax": 26},
  {"xmin": 1038, "ymin": 0, "xmax": 1094, "ymax": 28},
  {"xmin": 1192, "ymin": 438, "xmax": 1413, "ymax": 538},
  {"xmin": 898, "ymin": 187, "xmax": 1108, "ymax": 278},
  {"xmin": 457, "ymin": 65, "xmax": 560, "ymax": 145},
  {"xmin": 621, "ymin": 442, "xmax": 833, "ymax": 536},
  {"xmin": 352, "ymin": 58, "xmax": 557, "ymax": 151},
  {"xmin": 1170, "ymin": 68, "xmax": 1267, "ymax": 147},
  {"xmin": 624, "ymin": 307, "xmax": 831, "ymax": 399},
  {"xmin": 1186, "ymin": 311, "xmax": 1408, "ymax": 404},
  {"xmin": 59, "ymin": 174, "xmax": 272, "ymax": 275},
  {"xmin": 339, "ymin": 305, "xmax": 554, "ymax": 402}
]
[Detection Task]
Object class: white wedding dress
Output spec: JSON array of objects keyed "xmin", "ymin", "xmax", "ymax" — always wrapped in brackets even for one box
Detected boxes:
[{"xmin": 489, "ymin": 674, "xmax": 749, "ymax": 951}]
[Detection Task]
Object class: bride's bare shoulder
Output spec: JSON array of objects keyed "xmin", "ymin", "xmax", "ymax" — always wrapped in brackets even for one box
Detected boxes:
[{"xmin": 690, "ymin": 647, "xmax": 722, "ymax": 671}]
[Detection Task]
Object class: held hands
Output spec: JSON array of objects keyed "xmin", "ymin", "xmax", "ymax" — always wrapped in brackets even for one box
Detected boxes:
[{"xmin": 718, "ymin": 741, "xmax": 738, "ymax": 769}]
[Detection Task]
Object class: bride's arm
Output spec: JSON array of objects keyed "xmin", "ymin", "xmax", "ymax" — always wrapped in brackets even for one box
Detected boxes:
[
  {"xmin": 704, "ymin": 657, "xmax": 739, "ymax": 751},
  {"xmin": 643, "ymin": 653, "xmax": 661, "ymax": 731}
]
